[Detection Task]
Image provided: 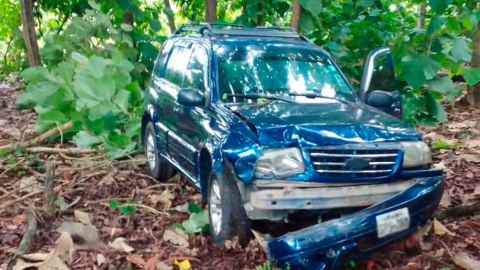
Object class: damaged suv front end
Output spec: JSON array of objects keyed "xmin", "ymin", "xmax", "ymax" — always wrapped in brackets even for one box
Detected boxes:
[{"xmin": 142, "ymin": 25, "xmax": 443, "ymax": 270}]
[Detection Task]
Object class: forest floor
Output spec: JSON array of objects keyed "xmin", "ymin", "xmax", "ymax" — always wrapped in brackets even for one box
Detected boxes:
[{"xmin": 1, "ymin": 81, "xmax": 480, "ymax": 270}]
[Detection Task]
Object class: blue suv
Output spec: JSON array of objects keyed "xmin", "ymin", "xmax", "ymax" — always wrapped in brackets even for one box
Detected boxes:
[{"xmin": 141, "ymin": 23, "xmax": 443, "ymax": 269}]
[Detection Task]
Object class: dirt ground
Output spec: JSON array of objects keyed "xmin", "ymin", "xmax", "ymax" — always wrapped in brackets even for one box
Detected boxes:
[{"xmin": 1, "ymin": 82, "xmax": 480, "ymax": 270}]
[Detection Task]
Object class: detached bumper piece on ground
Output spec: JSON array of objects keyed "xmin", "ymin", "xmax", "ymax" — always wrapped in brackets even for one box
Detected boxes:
[{"xmin": 266, "ymin": 176, "xmax": 444, "ymax": 270}]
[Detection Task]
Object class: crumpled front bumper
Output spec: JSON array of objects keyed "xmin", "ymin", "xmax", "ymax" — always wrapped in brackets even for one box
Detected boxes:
[{"xmin": 266, "ymin": 176, "xmax": 444, "ymax": 270}]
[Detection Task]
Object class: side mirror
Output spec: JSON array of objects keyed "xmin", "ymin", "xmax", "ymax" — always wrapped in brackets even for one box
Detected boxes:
[
  {"xmin": 177, "ymin": 88, "xmax": 205, "ymax": 106},
  {"xmin": 366, "ymin": 90, "xmax": 393, "ymax": 108}
]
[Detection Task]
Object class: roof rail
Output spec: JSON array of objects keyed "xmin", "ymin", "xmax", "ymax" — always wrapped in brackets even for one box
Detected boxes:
[
  {"xmin": 174, "ymin": 22, "xmax": 245, "ymax": 35},
  {"xmin": 174, "ymin": 22, "xmax": 302, "ymax": 39}
]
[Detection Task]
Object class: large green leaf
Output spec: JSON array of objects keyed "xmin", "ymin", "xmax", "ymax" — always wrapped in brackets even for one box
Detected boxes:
[
  {"xmin": 425, "ymin": 91, "xmax": 447, "ymax": 122},
  {"xmin": 73, "ymin": 131, "xmax": 102, "ymax": 148},
  {"xmin": 461, "ymin": 67, "xmax": 480, "ymax": 86},
  {"xmin": 299, "ymin": 16, "xmax": 314, "ymax": 32},
  {"xmin": 427, "ymin": 17, "xmax": 446, "ymax": 34},
  {"xmin": 299, "ymin": 0, "xmax": 321, "ymax": 16},
  {"xmin": 28, "ymin": 82, "xmax": 60, "ymax": 105},
  {"xmin": 401, "ymin": 54, "xmax": 441, "ymax": 89},
  {"xmin": 450, "ymin": 37, "xmax": 472, "ymax": 62},
  {"xmin": 429, "ymin": 0, "xmax": 452, "ymax": 14},
  {"xmin": 36, "ymin": 110, "xmax": 68, "ymax": 132},
  {"xmin": 427, "ymin": 76, "xmax": 454, "ymax": 94}
]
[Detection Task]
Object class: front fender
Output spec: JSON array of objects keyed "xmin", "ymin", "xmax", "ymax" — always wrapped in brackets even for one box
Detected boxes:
[{"xmin": 204, "ymin": 121, "xmax": 261, "ymax": 185}]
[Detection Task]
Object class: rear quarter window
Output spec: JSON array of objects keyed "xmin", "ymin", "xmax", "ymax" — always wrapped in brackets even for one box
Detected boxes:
[{"xmin": 152, "ymin": 40, "xmax": 173, "ymax": 77}]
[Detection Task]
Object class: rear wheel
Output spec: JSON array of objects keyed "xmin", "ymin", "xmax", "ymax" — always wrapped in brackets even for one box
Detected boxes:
[
  {"xmin": 208, "ymin": 165, "xmax": 251, "ymax": 248},
  {"xmin": 144, "ymin": 122, "xmax": 175, "ymax": 181}
]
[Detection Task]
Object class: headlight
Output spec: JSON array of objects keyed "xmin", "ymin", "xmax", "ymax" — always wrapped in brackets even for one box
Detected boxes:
[
  {"xmin": 400, "ymin": 141, "xmax": 431, "ymax": 168},
  {"xmin": 254, "ymin": 148, "xmax": 305, "ymax": 179}
]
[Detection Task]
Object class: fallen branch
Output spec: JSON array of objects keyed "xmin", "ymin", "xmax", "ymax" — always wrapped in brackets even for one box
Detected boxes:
[
  {"xmin": 24, "ymin": 147, "xmax": 97, "ymax": 155},
  {"xmin": 434, "ymin": 203, "xmax": 480, "ymax": 221},
  {"xmin": 0, "ymin": 183, "xmax": 36, "ymax": 201},
  {"xmin": 6, "ymin": 208, "xmax": 38, "ymax": 270},
  {"xmin": 14, "ymin": 208, "xmax": 38, "ymax": 256},
  {"xmin": 43, "ymin": 162, "xmax": 56, "ymax": 227},
  {"xmin": 0, "ymin": 121, "xmax": 73, "ymax": 154}
]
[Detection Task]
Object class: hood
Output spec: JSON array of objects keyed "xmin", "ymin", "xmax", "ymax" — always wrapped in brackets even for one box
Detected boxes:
[{"xmin": 231, "ymin": 101, "xmax": 420, "ymax": 147}]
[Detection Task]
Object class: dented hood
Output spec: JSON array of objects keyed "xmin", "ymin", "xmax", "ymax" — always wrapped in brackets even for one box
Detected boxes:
[{"xmin": 232, "ymin": 101, "xmax": 420, "ymax": 147}]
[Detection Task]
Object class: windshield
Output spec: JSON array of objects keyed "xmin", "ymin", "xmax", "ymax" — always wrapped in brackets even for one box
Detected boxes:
[{"xmin": 217, "ymin": 44, "xmax": 356, "ymax": 104}]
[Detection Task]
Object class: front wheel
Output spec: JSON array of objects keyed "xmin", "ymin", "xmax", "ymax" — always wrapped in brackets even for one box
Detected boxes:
[{"xmin": 208, "ymin": 166, "xmax": 251, "ymax": 248}]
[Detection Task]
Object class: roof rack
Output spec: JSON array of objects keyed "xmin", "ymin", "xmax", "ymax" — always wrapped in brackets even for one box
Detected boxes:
[{"xmin": 174, "ymin": 22, "xmax": 301, "ymax": 39}]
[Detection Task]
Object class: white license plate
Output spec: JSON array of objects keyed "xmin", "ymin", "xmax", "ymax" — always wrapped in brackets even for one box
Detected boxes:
[{"xmin": 376, "ymin": 207, "xmax": 410, "ymax": 238}]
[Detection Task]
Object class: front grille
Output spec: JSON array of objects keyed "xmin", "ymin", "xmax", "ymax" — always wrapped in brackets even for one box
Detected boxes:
[{"xmin": 309, "ymin": 146, "xmax": 401, "ymax": 178}]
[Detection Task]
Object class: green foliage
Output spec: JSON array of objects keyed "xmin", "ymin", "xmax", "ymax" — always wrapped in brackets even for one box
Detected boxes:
[
  {"xmin": 431, "ymin": 140, "xmax": 464, "ymax": 149},
  {"xmin": 109, "ymin": 200, "xmax": 120, "ymax": 208},
  {"xmin": 0, "ymin": 0, "xmax": 24, "ymax": 77},
  {"xmin": 120, "ymin": 204, "xmax": 137, "ymax": 215},
  {"xmin": 255, "ymin": 261, "xmax": 291, "ymax": 270},
  {"xmin": 18, "ymin": 5, "xmax": 144, "ymax": 158},
  {"xmin": 177, "ymin": 202, "xmax": 210, "ymax": 235}
]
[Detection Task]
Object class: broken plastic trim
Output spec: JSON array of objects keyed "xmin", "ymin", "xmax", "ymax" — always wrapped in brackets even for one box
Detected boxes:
[{"xmin": 266, "ymin": 176, "xmax": 443, "ymax": 270}]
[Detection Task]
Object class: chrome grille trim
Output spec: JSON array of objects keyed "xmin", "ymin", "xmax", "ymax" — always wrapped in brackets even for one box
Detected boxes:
[
  {"xmin": 310, "ymin": 153, "xmax": 398, "ymax": 158},
  {"xmin": 316, "ymin": 169, "xmax": 392, "ymax": 173},
  {"xmin": 308, "ymin": 145, "xmax": 401, "ymax": 178}
]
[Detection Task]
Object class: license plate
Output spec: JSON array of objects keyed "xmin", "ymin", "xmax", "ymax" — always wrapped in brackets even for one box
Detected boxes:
[{"xmin": 376, "ymin": 208, "xmax": 410, "ymax": 238}]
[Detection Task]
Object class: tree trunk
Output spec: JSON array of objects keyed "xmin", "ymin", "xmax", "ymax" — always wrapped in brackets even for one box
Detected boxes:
[
  {"xmin": 19, "ymin": 0, "xmax": 41, "ymax": 67},
  {"xmin": 416, "ymin": 4, "xmax": 426, "ymax": 28},
  {"xmin": 123, "ymin": 10, "xmax": 134, "ymax": 26},
  {"xmin": 163, "ymin": 0, "xmax": 176, "ymax": 33},
  {"xmin": 469, "ymin": 20, "xmax": 480, "ymax": 107},
  {"xmin": 205, "ymin": 0, "xmax": 217, "ymax": 23},
  {"xmin": 291, "ymin": 0, "xmax": 301, "ymax": 32},
  {"xmin": 257, "ymin": 0, "xmax": 264, "ymax": 26}
]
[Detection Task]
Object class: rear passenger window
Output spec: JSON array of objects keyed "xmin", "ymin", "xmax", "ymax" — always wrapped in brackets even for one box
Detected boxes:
[
  {"xmin": 152, "ymin": 40, "xmax": 173, "ymax": 77},
  {"xmin": 184, "ymin": 46, "xmax": 208, "ymax": 92},
  {"xmin": 164, "ymin": 46, "xmax": 192, "ymax": 86}
]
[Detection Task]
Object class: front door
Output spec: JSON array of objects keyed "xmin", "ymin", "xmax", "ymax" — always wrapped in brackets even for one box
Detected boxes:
[
  {"xmin": 359, "ymin": 47, "xmax": 402, "ymax": 118},
  {"xmin": 172, "ymin": 44, "xmax": 211, "ymax": 177}
]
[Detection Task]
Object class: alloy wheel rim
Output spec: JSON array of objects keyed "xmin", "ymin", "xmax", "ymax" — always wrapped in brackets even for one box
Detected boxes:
[
  {"xmin": 209, "ymin": 179, "xmax": 222, "ymax": 235},
  {"xmin": 146, "ymin": 133, "xmax": 156, "ymax": 170}
]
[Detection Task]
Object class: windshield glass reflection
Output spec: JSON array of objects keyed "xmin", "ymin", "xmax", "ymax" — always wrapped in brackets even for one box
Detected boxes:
[{"xmin": 217, "ymin": 44, "xmax": 355, "ymax": 104}]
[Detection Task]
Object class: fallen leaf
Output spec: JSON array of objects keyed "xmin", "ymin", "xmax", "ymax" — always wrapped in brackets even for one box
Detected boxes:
[
  {"xmin": 98, "ymin": 170, "xmax": 116, "ymax": 186},
  {"xmin": 149, "ymin": 189, "xmax": 174, "ymax": 209},
  {"xmin": 101, "ymin": 226, "xmax": 124, "ymax": 236},
  {"xmin": 174, "ymin": 259, "xmax": 191, "ymax": 270},
  {"xmin": 96, "ymin": 254, "xmax": 106, "ymax": 266},
  {"xmin": 460, "ymin": 154, "xmax": 480, "ymax": 163},
  {"xmin": 74, "ymin": 210, "xmax": 91, "ymax": 225},
  {"xmin": 108, "ymin": 237, "xmax": 134, "ymax": 253},
  {"xmin": 474, "ymin": 185, "xmax": 480, "ymax": 195},
  {"xmin": 466, "ymin": 140, "xmax": 480, "ymax": 148},
  {"xmin": 433, "ymin": 219, "xmax": 454, "ymax": 236},
  {"xmin": 19, "ymin": 176, "xmax": 42, "ymax": 194},
  {"xmin": 173, "ymin": 202, "xmax": 189, "ymax": 213},
  {"xmin": 156, "ymin": 262, "xmax": 173, "ymax": 270},
  {"xmin": 126, "ymin": 255, "xmax": 146, "ymax": 267},
  {"xmin": 162, "ymin": 227, "xmax": 189, "ymax": 249},
  {"xmin": 12, "ymin": 232, "xmax": 74, "ymax": 270},
  {"xmin": 57, "ymin": 222, "xmax": 106, "ymax": 250},
  {"xmin": 12, "ymin": 214, "xmax": 27, "ymax": 225},
  {"xmin": 434, "ymin": 248, "xmax": 445, "ymax": 258},
  {"xmin": 144, "ymin": 257, "xmax": 159, "ymax": 270},
  {"xmin": 465, "ymin": 220, "xmax": 480, "ymax": 228},
  {"xmin": 453, "ymin": 252, "xmax": 480, "ymax": 270},
  {"xmin": 224, "ymin": 237, "xmax": 240, "ymax": 250},
  {"xmin": 439, "ymin": 193, "xmax": 451, "ymax": 208}
]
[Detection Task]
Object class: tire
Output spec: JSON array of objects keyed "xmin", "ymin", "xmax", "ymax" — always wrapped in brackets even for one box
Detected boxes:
[
  {"xmin": 208, "ymin": 163, "xmax": 251, "ymax": 248},
  {"xmin": 144, "ymin": 122, "xmax": 175, "ymax": 181}
]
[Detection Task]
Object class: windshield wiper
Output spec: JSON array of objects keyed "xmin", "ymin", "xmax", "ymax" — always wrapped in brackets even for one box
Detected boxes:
[
  {"xmin": 288, "ymin": 92, "xmax": 350, "ymax": 105},
  {"xmin": 226, "ymin": 94, "xmax": 294, "ymax": 104}
]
